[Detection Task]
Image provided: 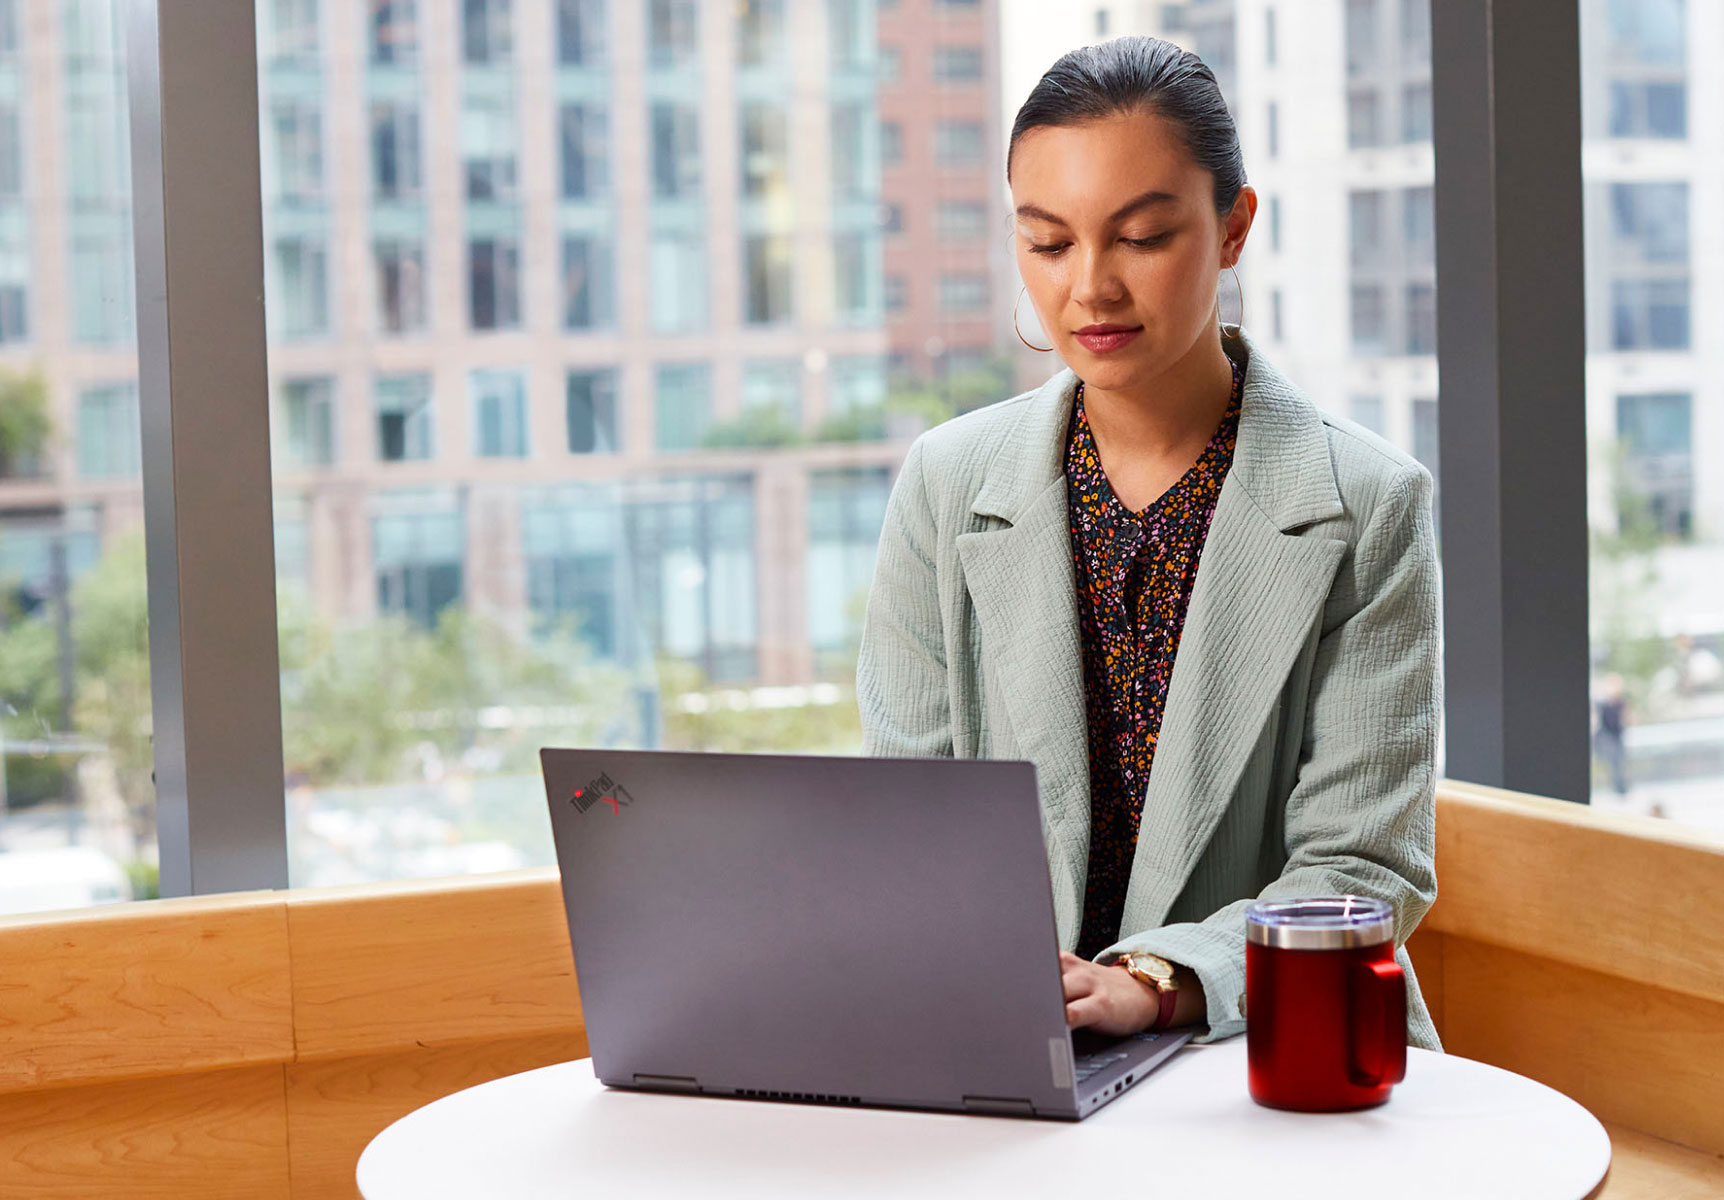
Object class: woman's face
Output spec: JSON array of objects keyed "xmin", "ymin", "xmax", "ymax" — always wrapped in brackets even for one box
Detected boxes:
[{"xmin": 1009, "ymin": 110, "xmax": 1255, "ymax": 392}]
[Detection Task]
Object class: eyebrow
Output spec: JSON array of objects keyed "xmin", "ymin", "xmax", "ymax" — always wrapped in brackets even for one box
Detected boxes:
[{"xmin": 1014, "ymin": 189, "xmax": 1181, "ymax": 227}]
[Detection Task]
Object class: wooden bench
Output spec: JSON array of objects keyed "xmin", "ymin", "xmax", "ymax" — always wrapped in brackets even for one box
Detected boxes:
[{"xmin": 0, "ymin": 781, "xmax": 1719, "ymax": 1196}]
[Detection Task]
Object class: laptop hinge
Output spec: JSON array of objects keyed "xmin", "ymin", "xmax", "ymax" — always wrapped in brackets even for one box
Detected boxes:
[
  {"xmin": 633, "ymin": 1073, "xmax": 701, "ymax": 1092},
  {"xmin": 961, "ymin": 1095, "xmax": 1035, "ymax": 1116}
]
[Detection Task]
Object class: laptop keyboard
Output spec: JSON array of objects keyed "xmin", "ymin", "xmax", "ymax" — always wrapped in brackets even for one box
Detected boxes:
[{"xmin": 1073, "ymin": 1049, "xmax": 1131, "ymax": 1084}]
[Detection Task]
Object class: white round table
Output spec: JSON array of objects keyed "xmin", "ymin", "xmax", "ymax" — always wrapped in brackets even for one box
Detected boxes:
[{"xmin": 358, "ymin": 1043, "xmax": 1610, "ymax": 1200}]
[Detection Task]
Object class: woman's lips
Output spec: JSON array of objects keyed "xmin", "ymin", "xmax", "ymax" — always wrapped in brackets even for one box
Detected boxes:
[{"xmin": 1072, "ymin": 326, "xmax": 1142, "ymax": 354}]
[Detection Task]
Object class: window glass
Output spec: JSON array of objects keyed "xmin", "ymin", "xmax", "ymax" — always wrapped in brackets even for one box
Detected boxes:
[
  {"xmin": 1, "ymin": 1, "xmax": 155, "ymax": 913},
  {"xmin": 1581, "ymin": 0, "xmax": 1721, "ymax": 826}
]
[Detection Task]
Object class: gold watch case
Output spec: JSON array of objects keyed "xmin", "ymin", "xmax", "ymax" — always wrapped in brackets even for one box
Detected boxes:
[{"xmin": 1117, "ymin": 951, "xmax": 1178, "ymax": 993}]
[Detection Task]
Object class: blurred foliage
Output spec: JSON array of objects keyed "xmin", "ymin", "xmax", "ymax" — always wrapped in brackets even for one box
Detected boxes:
[
  {"xmin": 0, "ymin": 533, "xmax": 152, "ymax": 836},
  {"xmin": 124, "ymin": 858, "xmax": 160, "ymax": 901},
  {"xmin": 1590, "ymin": 442, "xmax": 1676, "ymax": 716},
  {"xmin": 278, "ymin": 596, "xmax": 643, "ymax": 787},
  {"xmin": 701, "ymin": 406, "xmax": 805, "ymax": 450},
  {"xmin": 0, "ymin": 367, "xmax": 51, "ymax": 479},
  {"xmin": 657, "ymin": 657, "xmax": 863, "ymax": 755}
]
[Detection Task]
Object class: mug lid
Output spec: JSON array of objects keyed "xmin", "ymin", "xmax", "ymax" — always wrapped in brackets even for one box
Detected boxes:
[{"xmin": 1245, "ymin": 896, "xmax": 1395, "ymax": 950}]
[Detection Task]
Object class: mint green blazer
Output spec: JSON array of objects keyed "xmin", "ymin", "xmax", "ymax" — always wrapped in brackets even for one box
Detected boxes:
[{"xmin": 857, "ymin": 329, "xmax": 1442, "ymax": 1050}]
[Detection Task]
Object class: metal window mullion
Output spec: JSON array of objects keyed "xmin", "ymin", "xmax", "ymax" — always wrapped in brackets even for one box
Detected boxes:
[
  {"xmin": 128, "ymin": 0, "xmax": 288, "ymax": 893},
  {"xmin": 1431, "ymin": 0, "xmax": 1591, "ymax": 801}
]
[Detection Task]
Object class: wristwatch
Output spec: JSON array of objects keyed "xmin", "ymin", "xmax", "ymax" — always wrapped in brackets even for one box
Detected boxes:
[{"xmin": 1114, "ymin": 951, "xmax": 1180, "ymax": 1031}]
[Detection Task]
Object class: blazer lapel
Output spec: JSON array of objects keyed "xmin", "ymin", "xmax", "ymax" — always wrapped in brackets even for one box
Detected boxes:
[
  {"xmin": 954, "ymin": 370, "xmax": 1090, "ymax": 939},
  {"xmin": 1119, "ymin": 331, "xmax": 1349, "ymax": 936}
]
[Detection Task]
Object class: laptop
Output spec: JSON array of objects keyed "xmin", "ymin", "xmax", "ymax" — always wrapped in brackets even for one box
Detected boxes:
[{"xmin": 540, "ymin": 748, "xmax": 1194, "ymax": 1120}]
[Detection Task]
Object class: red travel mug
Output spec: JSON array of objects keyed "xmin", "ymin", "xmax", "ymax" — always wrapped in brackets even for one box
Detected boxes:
[{"xmin": 1245, "ymin": 896, "xmax": 1407, "ymax": 1112}]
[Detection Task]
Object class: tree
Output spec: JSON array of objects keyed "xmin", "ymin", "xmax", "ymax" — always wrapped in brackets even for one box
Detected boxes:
[
  {"xmin": 0, "ymin": 367, "xmax": 52, "ymax": 479},
  {"xmin": 1589, "ymin": 442, "xmax": 1674, "ymax": 718}
]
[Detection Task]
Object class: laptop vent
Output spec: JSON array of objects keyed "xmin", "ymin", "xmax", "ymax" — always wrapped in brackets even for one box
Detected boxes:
[{"xmin": 733, "ymin": 1088, "xmax": 863, "ymax": 1106}]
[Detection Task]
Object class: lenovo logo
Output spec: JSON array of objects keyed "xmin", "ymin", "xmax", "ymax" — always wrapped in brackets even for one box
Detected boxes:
[{"xmin": 570, "ymin": 771, "xmax": 634, "ymax": 814}]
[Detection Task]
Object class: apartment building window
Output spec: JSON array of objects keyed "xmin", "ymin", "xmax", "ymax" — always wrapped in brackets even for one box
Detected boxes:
[
  {"xmin": 829, "ymin": 0, "xmax": 874, "ymax": 68},
  {"xmin": 831, "ymin": 103, "xmax": 874, "ymax": 203},
  {"xmin": 557, "ymin": 0, "xmax": 606, "ymax": 67},
  {"xmin": 370, "ymin": 100, "xmax": 422, "ymax": 200},
  {"xmin": 1401, "ymin": 82, "xmax": 1431, "ymax": 142},
  {"xmin": 374, "ymin": 238, "xmax": 427, "ymax": 334},
  {"xmin": 938, "ymin": 273, "xmax": 989, "ymax": 314},
  {"xmin": 884, "ymin": 275, "xmax": 907, "ymax": 313},
  {"xmin": 1604, "ymin": 0, "xmax": 1684, "ymax": 137},
  {"xmin": 834, "ymin": 232, "xmax": 879, "ymax": 321},
  {"xmin": 1616, "ymin": 391, "xmax": 1692, "ymax": 538},
  {"xmin": 1349, "ymin": 190, "xmax": 1383, "ymax": 267},
  {"xmin": 651, "ymin": 102, "xmax": 701, "ymax": 199},
  {"xmin": 880, "ymin": 204, "xmax": 903, "ymax": 234},
  {"xmin": 881, "ymin": 121, "xmax": 902, "ymax": 166},
  {"xmin": 376, "ymin": 373, "xmax": 434, "ymax": 462},
  {"xmin": 743, "ymin": 234, "xmax": 793, "ymax": 325},
  {"xmin": 655, "ymin": 363, "xmax": 712, "ymax": 451},
  {"xmin": 274, "ymin": 235, "xmax": 329, "ymax": 338},
  {"xmin": 879, "ymin": 46, "xmax": 901, "ymax": 83},
  {"xmin": 736, "ymin": 0, "xmax": 785, "ymax": 68},
  {"xmin": 559, "ymin": 103, "xmax": 609, "ymax": 200},
  {"xmin": 0, "ymin": 104, "xmax": 20, "ymax": 197},
  {"xmin": 934, "ymin": 120, "xmax": 985, "ymax": 169},
  {"xmin": 1609, "ymin": 181, "xmax": 1688, "ymax": 350},
  {"xmin": 462, "ymin": 0, "xmax": 512, "ymax": 64},
  {"xmin": 562, "ymin": 234, "xmax": 615, "ymax": 330},
  {"xmin": 1406, "ymin": 283, "xmax": 1436, "ymax": 354},
  {"xmin": 649, "ymin": 228, "xmax": 708, "ymax": 332},
  {"xmin": 1346, "ymin": 0, "xmax": 1378, "ymax": 76},
  {"xmin": 742, "ymin": 359, "xmax": 801, "ymax": 424},
  {"xmin": 934, "ymin": 46, "xmax": 983, "ymax": 83},
  {"xmin": 1400, "ymin": 0, "xmax": 1430, "ymax": 64},
  {"xmin": 1351, "ymin": 395, "xmax": 1385, "ymax": 435},
  {"xmin": 75, "ymin": 383, "xmax": 140, "ymax": 479},
  {"xmin": 647, "ymin": 0, "xmax": 698, "ymax": 70},
  {"xmin": 1404, "ymin": 186, "xmax": 1435, "ymax": 269},
  {"xmin": 629, "ymin": 476, "xmax": 757, "ymax": 680},
  {"xmin": 740, "ymin": 104, "xmax": 789, "ymax": 199},
  {"xmin": 266, "ymin": 0, "xmax": 319, "ymax": 65},
  {"xmin": 808, "ymin": 468, "xmax": 891, "ymax": 660},
  {"xmin": 0, "ymin": 0, "xmax": 15, "ymax": 54},
  {"xmin": 522, "ymin": 498, "xmax": 620, "ymax": 653},
  {"xmin": 70, "ymin": 229, "xmax": 135, "ymax": 345},
  {"xmin": 1266, "ymin": 101, "xmax": 1279, "ymax": 157},
  {"xmin": 566, "ymin": 369, "xmax": 619, "ymax": 454},
  {"xmin": 275, "ymin": 377, "xmax": 336, "ymax": 469},
  {"xmin": 936, "ymin": 200, "xmax": 987, "ymax": 241},
  {"xmin": 468, "ymin": 236, "xmax": 520, "ymax": 331},
  {"xmin": 1265, "ymin": 7, "xmax": 1277, "ymax": 66},
  {"xmin": 1412, "ymin": 396, "xmax": 1439, "ymax": 479},
  {"xmin": 462, "ymin": 92, "xmax": 518, "ymax": 200},
  {"xmin": 374, "ymin": 500, "xmax": 463, "ymax": 628},
  {"xmin": 1270, "ymin": 287, "xmax": 1283, "ymax": 340},
  {"xmin": 829, "ymin": 356, "xmax": 887, "ymax": 414},
  {"xmin": 1350, "ymin": 283, "xmax": 1386, "ymax": 353},
  {"xmin": 1269, "ymin": 194, "xmax": 1282, "ymax": 253},
  {"xmin": 270, "ymin": 100, "xmax": 324, "ymax": 203},
  {"xmin": 370, "ymin": 0, "xmax": 418, "ymax": 64},
  {"xmin": 1348, "ymin": 88, "xmax": 1380, "ymax": 148},
  {"xmin": 0, "ymin": 278, "xmax": 24, "ymax": 345},
  {"xmin": 471, "ymin": 367, "xmax": 528, "ymax": 458}
]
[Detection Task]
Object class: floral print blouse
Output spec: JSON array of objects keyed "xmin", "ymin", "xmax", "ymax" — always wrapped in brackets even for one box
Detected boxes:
[{"xmin": 1067, "ymin": 358, "xmax": 1244, "ymax": 961}]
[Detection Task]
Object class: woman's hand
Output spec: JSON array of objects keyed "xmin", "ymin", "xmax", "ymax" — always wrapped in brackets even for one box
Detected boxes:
[{"xmin": 1060, "ymin": 950, "xmax": 1160, "ymax": 1035}]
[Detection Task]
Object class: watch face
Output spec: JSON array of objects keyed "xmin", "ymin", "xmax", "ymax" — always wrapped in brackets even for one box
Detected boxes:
[{"xmin": 1137, "ymin": 955, "xmax": 1175, "ymax": 982}]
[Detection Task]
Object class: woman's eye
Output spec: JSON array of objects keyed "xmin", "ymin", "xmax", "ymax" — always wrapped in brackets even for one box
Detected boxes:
[
  {"xmin": 1123, "ymin": 234, "xmax": 1172, "ymax": 249},
  {"xmin": 1026, "ymin": 241, "xmax": 1069, "ymax": 256}
]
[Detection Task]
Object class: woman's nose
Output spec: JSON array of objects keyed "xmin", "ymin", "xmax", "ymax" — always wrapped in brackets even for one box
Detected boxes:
[{"xmin": 1068, "ymin": 245, "xmax": 1125, "ymax": 309}]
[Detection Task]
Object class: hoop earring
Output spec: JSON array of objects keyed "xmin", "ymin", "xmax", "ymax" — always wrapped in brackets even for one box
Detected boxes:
[
  {"xmin": 1013, "ymin": 285, "xmax": 1053, "ymax": 352},
  {"xmin": 1218, "ymin": 263, "xmax": 1245, "ymax": 335}
]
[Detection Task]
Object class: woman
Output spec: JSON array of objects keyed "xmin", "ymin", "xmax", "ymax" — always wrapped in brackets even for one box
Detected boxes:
[{"xmin": 856, "ymin": 37, "xmax": 1441, "ymax": 1051}]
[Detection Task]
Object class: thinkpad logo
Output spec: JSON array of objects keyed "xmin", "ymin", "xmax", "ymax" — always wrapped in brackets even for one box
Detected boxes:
[{"xmin": 570, "ymin": 771, "xmax": 634, "ymax": 814}]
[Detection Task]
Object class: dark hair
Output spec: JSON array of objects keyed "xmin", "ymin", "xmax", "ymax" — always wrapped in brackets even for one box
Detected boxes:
[{"xmin": 1007, "ymin": 36, "xmax": 1245, "ymax": 215}]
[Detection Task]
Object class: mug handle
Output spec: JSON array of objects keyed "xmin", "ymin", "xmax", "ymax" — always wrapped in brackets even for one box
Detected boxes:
[{"xmin": 1347, "ymin": 958, "xmax": 1408, "ymax": 1088}]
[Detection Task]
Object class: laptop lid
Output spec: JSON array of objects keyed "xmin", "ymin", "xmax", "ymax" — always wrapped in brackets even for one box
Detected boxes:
[{"xmin": 540, "ymin": 748, "xmax": 1082, "ymax": 1116}]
